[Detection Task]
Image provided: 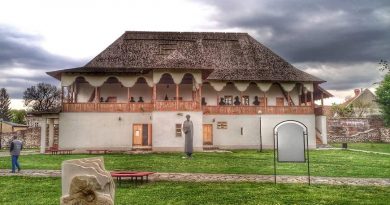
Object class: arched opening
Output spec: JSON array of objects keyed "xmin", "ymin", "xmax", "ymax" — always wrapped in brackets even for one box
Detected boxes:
[
  {"xmin": 180, "ymin": 73, "xmax": 196, "ymax": 102},
  {"xmin": 73, "ymin": 76, "xmax": 94, "ymax": 103},
  {"xmin": 156, "ymin": 73, "xmax": 175, "ymax": 101},
  {"xmin": 99, "ymin": 77, "xmax": 127, "ymax": 103},
  {"xmin": 130, "ymin": 77, "xmax": 153, "ymax": 103}
]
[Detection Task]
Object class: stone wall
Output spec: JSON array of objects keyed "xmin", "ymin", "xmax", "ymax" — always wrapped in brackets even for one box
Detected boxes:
[
  {"xmin": 0, "ymin": 127, "xmax": 41, "ymax": 149},
  {"xmin": 379, "ymin": 128, "xmax": 390, "ymax": 143},
  {"xmin": 327, "ymin": 117, "xmax": 389, "ymax": 143}
]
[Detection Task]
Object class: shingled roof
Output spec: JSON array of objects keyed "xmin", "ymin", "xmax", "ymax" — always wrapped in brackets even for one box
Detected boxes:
[{"xmin": 48, "ymin": 31, "xmax": 324, "ymax": 83}]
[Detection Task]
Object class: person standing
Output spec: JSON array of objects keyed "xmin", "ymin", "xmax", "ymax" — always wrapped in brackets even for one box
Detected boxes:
[
  {"xmin": 10, "ymin": 136, "xmax": 23, "ymax": 173},
  {"xmin": 182, "ymin": 114, "xmax": 194, "ymax": 158}
]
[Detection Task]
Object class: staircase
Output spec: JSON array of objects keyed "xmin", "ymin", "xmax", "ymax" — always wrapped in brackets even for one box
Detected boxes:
[
  {"xmin": 316, "ymin": 128, "xmax": 331, "ymax": 148},
  {"xmin": 131, "ymin": 146, "xmax": 152, "ymax": 152}
]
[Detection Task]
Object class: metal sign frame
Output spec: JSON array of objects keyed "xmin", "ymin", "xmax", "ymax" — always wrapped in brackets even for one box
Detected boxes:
[{"xmin": 273, "ymin": 120, "xmax": 310, "ymax": 185}]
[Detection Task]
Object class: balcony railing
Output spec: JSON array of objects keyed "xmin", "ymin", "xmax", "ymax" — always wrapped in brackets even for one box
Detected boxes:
[
  {"xmin": 202, "ymin": 106, "xmax": 314, "ymax": 115},
  {"xmin": 62, "ymin": 101, "xmax": 200, "ymax": 112},
  {"xmin": 62, "ymin": 103, "xmax": 154, "ymax": 112},
  {"xmin": 62, "ymin": 103, "xmax": 313, "ymax": 114}
]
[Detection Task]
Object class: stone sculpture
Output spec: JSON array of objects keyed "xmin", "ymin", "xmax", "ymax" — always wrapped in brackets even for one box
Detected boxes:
[{"xmin": 60, "ymin": 157, "xmax": 115, "ymax": 205}]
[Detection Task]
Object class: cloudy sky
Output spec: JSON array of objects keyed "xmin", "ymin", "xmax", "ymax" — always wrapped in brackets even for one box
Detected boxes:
[{"xmin": 0, "ymin": 0, "xmax": 389, "ymax": 108}]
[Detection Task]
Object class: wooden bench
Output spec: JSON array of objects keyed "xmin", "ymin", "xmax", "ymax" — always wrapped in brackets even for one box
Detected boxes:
[
  {"xmin": 87, "ymin": 149, "xmax": 110, "ymax": 154},
  {"xmin": 110, "ymin": 171, "xmax": 154, "ymax": 186}
]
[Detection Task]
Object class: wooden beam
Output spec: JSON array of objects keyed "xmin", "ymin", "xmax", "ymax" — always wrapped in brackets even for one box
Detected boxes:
[
  {"xmin": 127, "ymin": 87, "xmax": 130, "ymax": 102},
  {"xmin": 311, "ymin": 91, "xmax": 314, "ymax": 108},
  {"xmin": 321, "ymin": 92, "xmax": 324, "ymax": 107},
  {"xmin": 304, "ymin": 91, "xmax": 307, "ymax": 106},
  {"xmin": 176, "ymin": 84, "xmax": 179, "ymax": 110},
  {"xmin": 152, "ymin": 85, "xmax": 156, "ymax": 109},
  {"xmin": 94, "ymin": 87, "xmax": 98, "ymax": 103},
  {"xmin": 67, "ymin": 86, "xmax": 71, "ymax": 103},
  {"xmin": 61, "ymin": 86, "xmax": 64, "ymax": 103},
  {"xmin": 199, "ymin": 84, "xmax": 202, "ymax": 109},
  {"xmin": 287, "ymin": 91, "xmax": 290, "ymax": 106},
  {"xmin": 74, "ymin": 83, "xmax": 78, "ymax": 103}
]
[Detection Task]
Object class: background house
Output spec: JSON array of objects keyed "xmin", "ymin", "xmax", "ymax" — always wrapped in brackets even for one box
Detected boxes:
[
  {"xmin": 343, "ymin": 88, "xmax": 380, "ymax": 117},
  {"xmin": 0, "ymin": 120, "xmax": 28, "ymax": 133}
]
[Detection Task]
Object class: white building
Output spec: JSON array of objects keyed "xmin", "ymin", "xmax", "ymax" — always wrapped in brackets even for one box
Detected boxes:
[{"xmin": 46, "ymin": 31, "xmax": 332, "ymax": 153}]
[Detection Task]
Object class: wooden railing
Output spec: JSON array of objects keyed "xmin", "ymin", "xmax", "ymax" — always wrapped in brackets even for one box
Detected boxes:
[
  {"xmin": 202, "ymin": 106, "xmax": 314, "ymax": 115},
  {"xmin": 63, "ymin": 103, "xmax": 153, "ymax": 112},
  {"xmin": 154, "ymin": 101, "xmax": 200, "ymax": 111},
  {"xmin": 63, "ymin": 103, "xmax": 312, "ymax": 114}
]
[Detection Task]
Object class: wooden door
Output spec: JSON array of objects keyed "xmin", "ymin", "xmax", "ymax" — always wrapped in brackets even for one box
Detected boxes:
[
  {"xmin": 133, "ymin": 124, "xmax": 143, "ymax": 146},
  {"xmin": 133, "ymin": 124, "xmax": 152, "ymax": 146},
  {"xmin": 203, "ymin": 124, "xmax": 213, "ymax": 145}
]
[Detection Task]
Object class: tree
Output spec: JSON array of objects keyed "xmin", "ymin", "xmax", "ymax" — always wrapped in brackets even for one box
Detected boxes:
[
  {"xmin": 352, "ymin": 100, "xmax": 372, "ymax": 117},
  {"xmin": 331, "ymin": 103, "xmax": 354, "ymax": 118},
  {"xmin": 375, "ymin": 73, "xmax": 390, "ymax": 127},
  {"xmin": 0, "ymin": 88, "xmax": 11, "ymax": 121},
  {"xmin": 23, "ymin": 83, "xmax": 61, "ymax": 112},
  {"xmin": 379, "ymin": 59, "xmax": 389, "ymax": 73},
  {"xmin": 10, "ymin": 109, "xmax": 27, "ymax": 125}
]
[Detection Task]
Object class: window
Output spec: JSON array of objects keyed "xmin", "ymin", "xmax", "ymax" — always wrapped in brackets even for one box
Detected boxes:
[
  {"xmin": 241, "ymin": 96, "xmax": 249, "ymax": 105},
  {"xmin": 224, "ymin": 96, "xmax": 233, "ymax": 105},
  {"xmin": 176, "ymin": 124, "xmax": 182, "ymax": 137},
  {"xmin": 276, "ymin": 97, "xmax": 285, "ymax": 106},
  {"xmin": 217, "ymin": 122, "xmax": 228, "ymax": 129}
]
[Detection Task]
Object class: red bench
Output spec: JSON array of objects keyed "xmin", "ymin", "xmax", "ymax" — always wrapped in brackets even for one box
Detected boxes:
[
  {"xmin": 111, "ymin": 171, "xmax": 154, "ymax": 186},
  {"xmin": 47, "ymin": 145, "xmax": 74, "ymax": 155},
  {"xmin": 87, "ymin": 149, "xmax": 110, "ymax": 154},
  {"xmin": 52, "ymin": 149, "xmax": 74, "ymax": 155}
]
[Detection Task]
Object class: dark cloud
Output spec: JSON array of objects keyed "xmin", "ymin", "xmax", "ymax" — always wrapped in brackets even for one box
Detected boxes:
[
  {"xmin": 0, "ymin": 25, "xmax": 87, "ymax": 98},
  {"xmin": 0, "ymin": 26, "xmax": 86, "ymax": 69},
  {"xmin": 200, "ymin": 0, "xmax": 390, "ymax": 63},
  {"xmin": 297, "ymin": 62, "xmax": 383, "ymax": 90}
]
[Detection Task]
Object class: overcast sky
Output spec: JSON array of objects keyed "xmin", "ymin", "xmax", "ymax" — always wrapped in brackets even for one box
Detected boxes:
[{"xmin": 0, "ymin": 0, "xmax": 389, "ymax": 108}]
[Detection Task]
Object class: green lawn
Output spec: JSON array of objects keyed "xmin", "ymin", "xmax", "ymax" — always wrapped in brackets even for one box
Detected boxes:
[
  {"xmin": 1, "ymin": 150, "xmax": 389, "ymax": 178},
  {"xmin": 0, "ymin": 176, "xmax": 389, "ymax": 205},
  {"xmin": 330, "ymin": 143, "xmax": 390, "ymax": 153}
]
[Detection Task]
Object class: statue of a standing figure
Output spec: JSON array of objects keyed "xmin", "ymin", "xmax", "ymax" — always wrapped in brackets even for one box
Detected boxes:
[{"xmin": 182, "ymin": 114, "xmax": 194, "ymax": 158}]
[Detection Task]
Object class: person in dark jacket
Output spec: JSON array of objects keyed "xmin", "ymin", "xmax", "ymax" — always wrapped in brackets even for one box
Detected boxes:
[{"xmin": 10, "ymin": 136, "xmax": 23, "ymax": 173}]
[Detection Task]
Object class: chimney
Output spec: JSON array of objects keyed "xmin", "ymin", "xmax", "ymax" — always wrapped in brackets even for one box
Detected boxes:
[{"xmin": 354, "ymin": 89, "xmax": 360, "ymax": 96}]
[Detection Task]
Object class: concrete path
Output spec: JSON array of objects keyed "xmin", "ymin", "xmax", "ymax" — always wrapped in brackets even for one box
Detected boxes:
[{"xmin": 1, "ymin": 169, "xmax": 389, "ymax": 186}]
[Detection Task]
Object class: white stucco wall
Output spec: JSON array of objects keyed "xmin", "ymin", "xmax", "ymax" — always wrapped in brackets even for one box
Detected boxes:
[
  {"xmin": 203, "ymin": 114, "xmax": 316, "ymax": 149},
  {"xmin": 59, "ymin": 112, "xmax": 152, "ymax": 150},
  {"xmin": 315, "ymin": 115, "xmax": 328, "ymax": 144},
  {"xmin": 152, "ymin": 111, "xmax": 203, "ymax": 151}
]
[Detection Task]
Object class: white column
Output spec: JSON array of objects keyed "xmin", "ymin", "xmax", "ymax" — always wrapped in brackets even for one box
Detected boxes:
[{"xmin": 39, "ymin": 118, "xmax": 47, "ymax": 154}]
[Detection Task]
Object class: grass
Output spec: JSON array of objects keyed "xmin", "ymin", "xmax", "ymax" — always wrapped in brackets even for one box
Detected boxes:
[
  {"xmin": 0, "ymin": 176, "xmax": 389, "ymax": 205},
  {"xmin": 330, "ymin": 142, "xmax": 390, "ymax": 153},
  {"xmin": 1, "ymin": 149, "xmax": 389, "ymax": 178}
]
